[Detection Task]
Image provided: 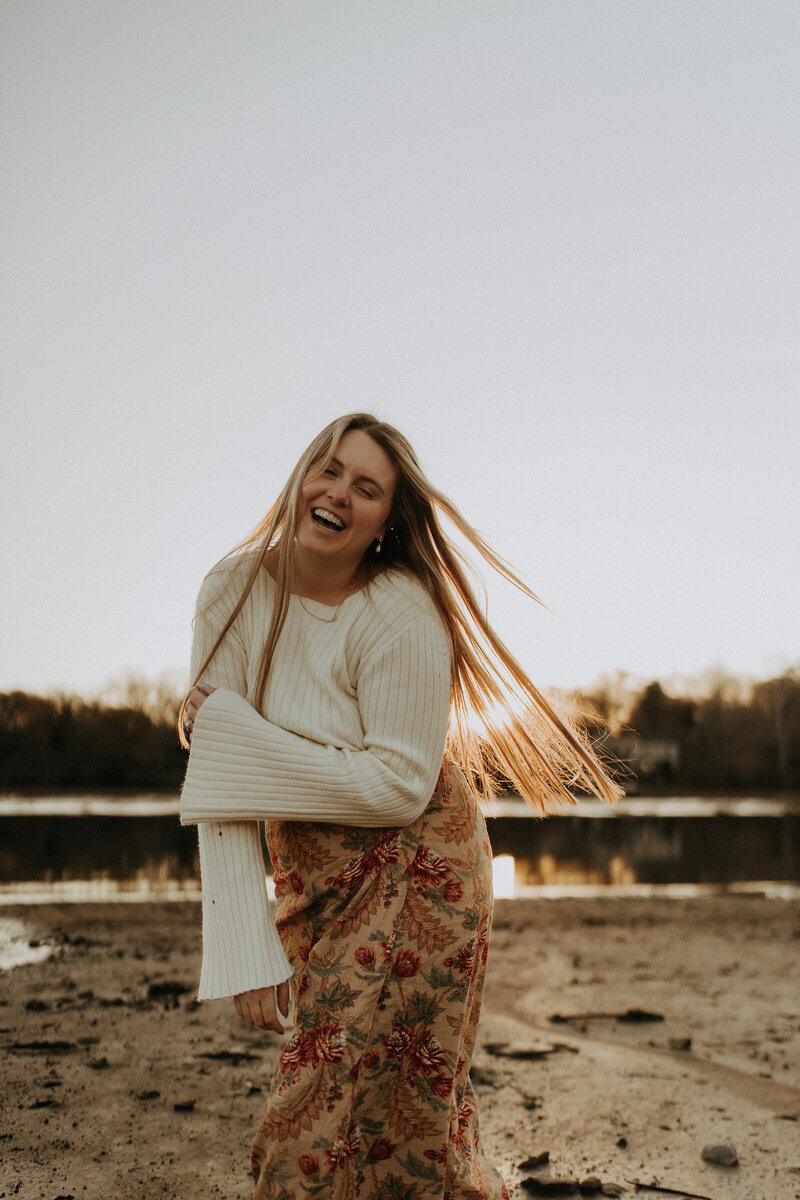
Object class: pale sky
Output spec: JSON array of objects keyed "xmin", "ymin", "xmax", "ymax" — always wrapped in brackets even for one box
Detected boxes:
[{"xmin": 2, "ymin": 2, "xmax": 799, "ymax": 700}]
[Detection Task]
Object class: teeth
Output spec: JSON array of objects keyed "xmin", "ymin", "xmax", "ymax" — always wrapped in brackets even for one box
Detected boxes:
[{"xmin": 312, "ymin": 507, "xmax": 345, "ymax": 529}]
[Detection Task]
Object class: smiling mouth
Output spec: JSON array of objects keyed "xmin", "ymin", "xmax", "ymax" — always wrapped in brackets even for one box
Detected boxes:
[{"xmin": 311, "ymin": 507, "xmax": 345, "ymax": 531}]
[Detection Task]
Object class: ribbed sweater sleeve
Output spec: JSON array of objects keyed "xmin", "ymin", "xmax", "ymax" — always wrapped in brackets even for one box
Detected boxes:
[
  {"xmin": 187, "ymin": 574, "xmax": 293, "ymax": 1001},
  {"xmin": 196, "ymin": 821, "xmax": 293, "ymax": 1000},
  {"xmin": 180, "ymin": 618, "xmax": 452, "ymax": 828}
]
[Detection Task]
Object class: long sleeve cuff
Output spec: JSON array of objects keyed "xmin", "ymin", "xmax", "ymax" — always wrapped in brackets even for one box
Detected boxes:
[{"xmin": 196, "ymin": 821, "xmax": 293, "ymax": 1001}]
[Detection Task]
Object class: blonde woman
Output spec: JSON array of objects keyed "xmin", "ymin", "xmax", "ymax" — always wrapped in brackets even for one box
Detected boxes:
[{"xmin": 180, "ymin": 413, "xmax": 621, "ymax": 1200}]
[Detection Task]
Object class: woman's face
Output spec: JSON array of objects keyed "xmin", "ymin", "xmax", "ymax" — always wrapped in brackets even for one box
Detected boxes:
[{"xmin": 297, "ymin": 429, "xmax": 397, "ymax": 571}]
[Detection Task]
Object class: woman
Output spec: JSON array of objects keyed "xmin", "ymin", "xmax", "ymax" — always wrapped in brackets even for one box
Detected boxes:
[{"xmin": 180, "ymin": 413, "xmax": 622, "ymax": 1200}]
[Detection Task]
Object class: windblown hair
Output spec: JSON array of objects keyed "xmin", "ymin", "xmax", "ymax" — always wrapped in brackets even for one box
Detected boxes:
[{"xmin": 180, "ymin": 413, "xmax": 623, "ymax": 812}]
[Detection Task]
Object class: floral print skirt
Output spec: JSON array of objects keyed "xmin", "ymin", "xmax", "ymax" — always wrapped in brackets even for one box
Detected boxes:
[{"xmin": 252, "ymin": 757, "xmax": 509, "ymax": 1200}]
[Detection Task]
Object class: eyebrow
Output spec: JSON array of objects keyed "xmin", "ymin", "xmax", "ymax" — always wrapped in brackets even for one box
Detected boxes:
[{"xmin": 330, "ymin": 457, "xmax": 386, "ymax": 496}]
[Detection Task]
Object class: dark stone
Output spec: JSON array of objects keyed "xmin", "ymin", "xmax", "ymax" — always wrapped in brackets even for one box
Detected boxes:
[
  {"xmin": 617, "ymin": 1008, "xmax": 664, "ymax": 1023},
  {"xmin": 701, "ymin": 1143, "xmax": 738, "ymax": 1166},
  {"xmin": 518, "ymin": 1152, "xmax": 550, "ymax": 1169},
  {"xmin": 11, "ymin": 1040, "xmax": 77, "ymax": 1053},
  {"xmin": 196, "ymin": 1048, "xmax": 261, "ymax": 1063},
  {"xmin": 520, "ymin": 1178, "xmax": 579, "ymax": 1195},
  {"xmin": 485, "ymin": 1041, "xmax": 577, "ymax": 1060},
  {"xmin": 147, "ymin": 980, "xmax": 191, "ymax": 1010},
  {"xmin": 147, "ymin": 980, "xmax": 191, "ymax": 999},
  {"xmin": 469, "ymin": 1066, "xmax": 498, "ymax": 1088}
]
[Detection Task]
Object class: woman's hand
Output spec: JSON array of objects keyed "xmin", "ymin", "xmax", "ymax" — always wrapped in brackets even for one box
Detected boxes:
[
  {"xmin": 184, "ymin": 684, "xmax": 216, "ymax": 736},
  {"xmin": 234, "ymin": 982, "xmax": 290, "ymax": 1034}
]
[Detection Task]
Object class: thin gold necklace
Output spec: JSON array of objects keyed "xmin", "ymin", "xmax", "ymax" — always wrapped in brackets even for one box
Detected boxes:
[{"xmin": 295, "ymin": 579, "xmax": 359, "ymax": 623}]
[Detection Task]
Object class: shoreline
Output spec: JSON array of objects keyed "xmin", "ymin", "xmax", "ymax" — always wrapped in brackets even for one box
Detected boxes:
[
  {"xmin": 2, "ymin": 896, "xmax": 799, "ymax": 1198},
  {"xmin": 3, "ymin": 878, "xmax": 800, "ymax": 914}
]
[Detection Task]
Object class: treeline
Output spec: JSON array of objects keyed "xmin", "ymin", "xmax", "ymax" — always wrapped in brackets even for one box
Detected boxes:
[
  {"xmin": 0, "ymin": 687, "xmax": 186, "ymax": 790},
  {"xmin": 0, "ymin": 666, "xmax": 798, "ymax": 792},
  {"xmin": 580, "ymin": 667, "xmax": 800, "ymax": 793}
]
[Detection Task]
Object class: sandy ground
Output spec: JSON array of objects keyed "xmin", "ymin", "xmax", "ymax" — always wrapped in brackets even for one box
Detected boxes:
[{"xmin": 2, "ymin": 896, "xmax": 799, "ymax": 1200}]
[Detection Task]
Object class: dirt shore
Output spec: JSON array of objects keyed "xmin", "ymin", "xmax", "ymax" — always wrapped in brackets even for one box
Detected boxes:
[{"xmin": 2, "ymin": 896, "xmax": 799, "ymax": 1200}]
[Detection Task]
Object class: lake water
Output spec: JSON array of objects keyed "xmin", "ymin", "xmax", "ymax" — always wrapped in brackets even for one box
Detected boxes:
[
  {"xmin": 1, "ymin": 792, "xmax": 798, "ymax": 903},
  {"xmin": 2, "ymin": 793, "xmax": 798, "ymax": 969}
]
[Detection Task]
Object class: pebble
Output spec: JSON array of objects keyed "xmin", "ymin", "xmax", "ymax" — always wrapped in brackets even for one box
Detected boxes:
[
  {"xmin": 147, "ymin": 980, "xmax": 191, "ymax": 1009},
  {"xmin": 196, "ymin": 1047, "xmax": 261, "ymax": 1063},
  {"xmin": 617, "ymin": 1008, "xmax": 663, "ymax": 1023},
  {"xmin": 701, "ymin": 1142, "xmax": 738, "ymax": 1166},
  {"xmin": 578, "ymin": 1179, "xmax": 602, "ymax": 1193},
  {"xmin": 469, "ymin": 1065, "xmax": 499, "ymax": 1088},
  {"xmin": 668, "ymin": 1036, "xmax": 692, "ymax": 1051},
  {"xmin": 11, "ymin": 1039, "xmax": 77, "ymax": 1053},
  {"xmin": 485, "ymin": 1041, "xmax": 576, "ymax": 1060},
  {"xmin": 518, "ymin": 1152, "xmax": 550, "ymax": 1169},
  {"xmin": 519, "ymin": 1178, "xmax": 579, "ymax": 1195}
]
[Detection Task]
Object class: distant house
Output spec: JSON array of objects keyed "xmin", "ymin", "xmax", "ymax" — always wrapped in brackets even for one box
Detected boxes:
[{"xmin": 608, "ymin": 734, "xmax": 680, "ymax": 789}]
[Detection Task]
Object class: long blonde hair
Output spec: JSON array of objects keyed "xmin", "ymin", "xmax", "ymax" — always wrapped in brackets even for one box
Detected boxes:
[{"xmin": 180, "ymin": 413, "xmax": 623, "ymax": 812}]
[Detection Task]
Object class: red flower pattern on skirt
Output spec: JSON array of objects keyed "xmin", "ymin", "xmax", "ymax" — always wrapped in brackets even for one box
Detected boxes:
[
  {"xmin": 391, "ymin": 948, "xmax": 421, "ymax": 977},
  {"xmin": 366, "ymin": 1137, "xmax": 396, "ymax": 1162},
  {"xmin": 250, "ymin": 759, "xmax": 509, "ymax": 1200}
]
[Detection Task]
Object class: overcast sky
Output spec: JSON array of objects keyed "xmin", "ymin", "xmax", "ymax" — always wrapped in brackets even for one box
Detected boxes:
[{"xmin": 2, "ymin": 1, "xmax": 798, "ymax": 701}]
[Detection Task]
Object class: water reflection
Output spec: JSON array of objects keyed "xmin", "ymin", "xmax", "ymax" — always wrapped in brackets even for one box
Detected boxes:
[
  {"xmin": 0, "ymin": 876, "xmax": 202, "ymax": 905},
  {"xmin": 1, "ymin": 795, "xmax": 798, "ymax": 905},
  {"xmin": 0, "ymin": 873, "xmax": 279, "ymax": 905}
]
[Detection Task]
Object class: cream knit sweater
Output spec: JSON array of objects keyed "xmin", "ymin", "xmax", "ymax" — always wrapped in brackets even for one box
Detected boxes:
[{"xmin": 180, "ymin": 560, "xmax": 452, "ymax": 1000}]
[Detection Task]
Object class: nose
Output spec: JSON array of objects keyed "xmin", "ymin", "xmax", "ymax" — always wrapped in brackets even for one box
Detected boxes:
[{"xmin": 326, "ymin": 479, "xmax": 349, "ymax": 505}]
